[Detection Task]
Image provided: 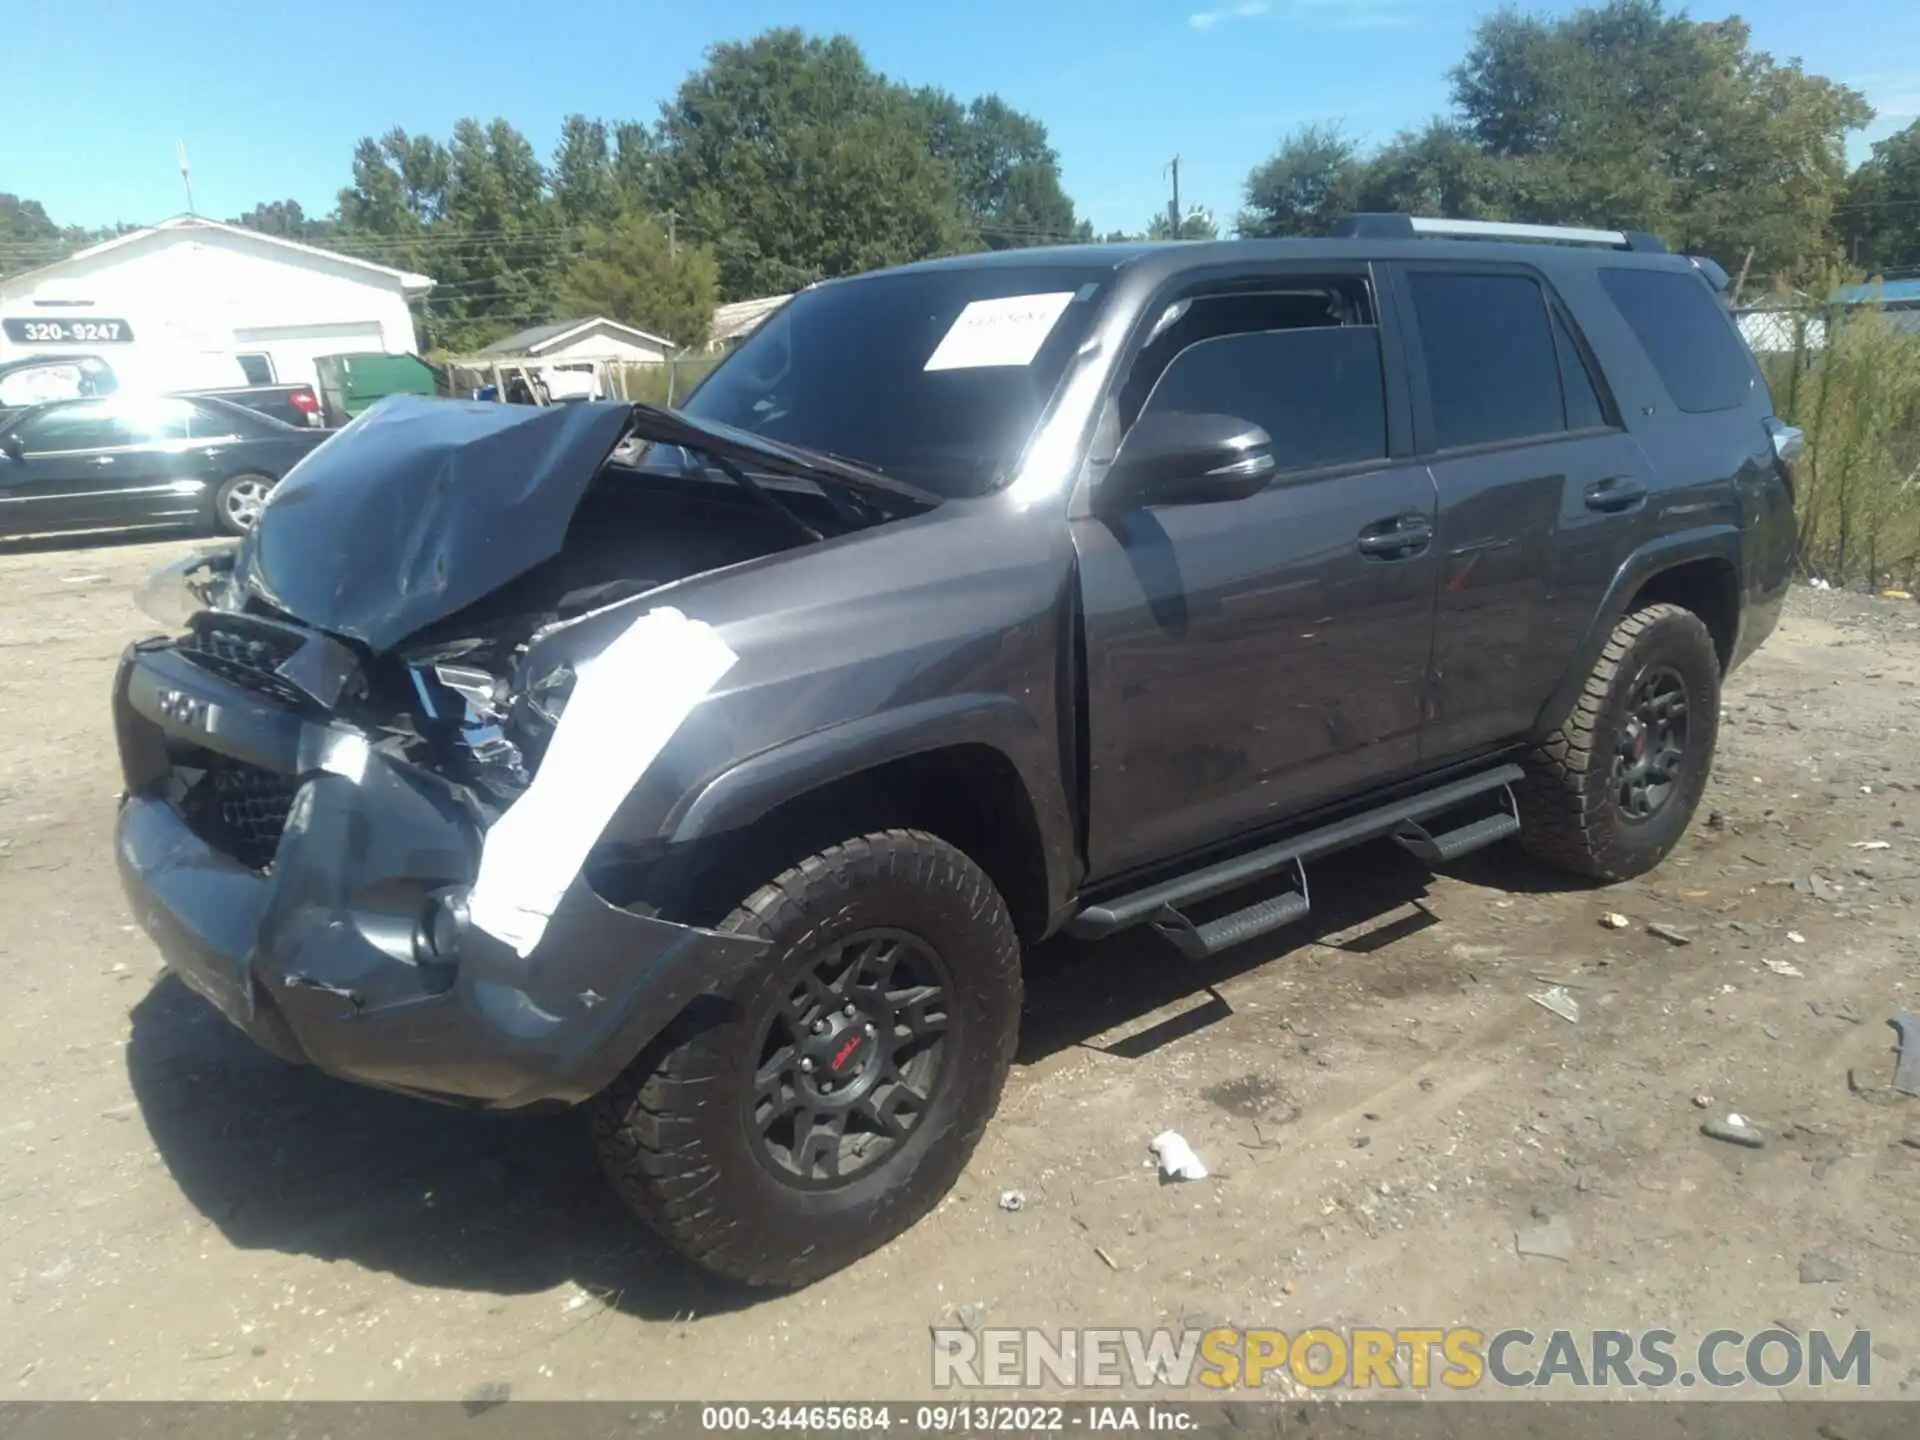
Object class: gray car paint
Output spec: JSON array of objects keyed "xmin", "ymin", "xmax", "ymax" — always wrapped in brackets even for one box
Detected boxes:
[{"xmin": 112, "ymin": 235, "xmax": 1796, "ymax": 1107}]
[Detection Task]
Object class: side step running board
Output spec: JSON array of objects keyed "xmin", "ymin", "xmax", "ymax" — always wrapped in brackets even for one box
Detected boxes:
[
  {"xmin": 1392, "ymin": 785, "xmax": 1520, "ymax": 865},
  {"xmin": 1066, "ymin": 763, "xmax": 1525, "ymax": 953},
  {"xmin": 1150, "ymin": 861, "xmax": 1311, "ymax": 961}
]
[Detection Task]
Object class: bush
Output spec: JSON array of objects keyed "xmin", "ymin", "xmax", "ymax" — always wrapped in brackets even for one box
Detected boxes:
[{"xmin": 1762, "ymin": 302, "xmax": 1920, "ymax": 590}]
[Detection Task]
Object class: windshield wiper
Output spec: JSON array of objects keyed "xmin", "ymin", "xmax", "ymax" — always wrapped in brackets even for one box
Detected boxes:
[{"xmin": 626, "ymin": 403, "xmax": 944, "ymax": 511}]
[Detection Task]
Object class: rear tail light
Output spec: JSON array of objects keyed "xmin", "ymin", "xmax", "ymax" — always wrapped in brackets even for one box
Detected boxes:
[
  {"xmin": 289, "ymin": 389, "xmax": 319, "ymax": 414},
  {"xmin": 1765, "ymin": 416, "xmax": 1802, "ymax": 503}
]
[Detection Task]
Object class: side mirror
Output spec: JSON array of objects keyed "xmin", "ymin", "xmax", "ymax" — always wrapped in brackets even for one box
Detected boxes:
[
  {"xmin": 1100, "ymin": 411, "xmax": 1275, "ymax": 511},
  {"xmin": 0, "ymin": 435, "xmax": 23, "ymax": 463}
]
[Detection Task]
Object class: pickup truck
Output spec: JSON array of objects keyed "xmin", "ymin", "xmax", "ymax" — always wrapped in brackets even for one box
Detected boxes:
[{"xmin": 111, "ymin": 215, "xmax": 1798, "ymax": 1289}]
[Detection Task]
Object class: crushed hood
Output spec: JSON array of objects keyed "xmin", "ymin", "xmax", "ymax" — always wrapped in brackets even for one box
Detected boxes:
[{"xmin": 237, "ymin": 397, "xmax": 636, "ymax": 653}]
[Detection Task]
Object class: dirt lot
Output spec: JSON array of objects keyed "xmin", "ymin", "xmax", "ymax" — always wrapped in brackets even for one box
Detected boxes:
[{"xmin": 3, "ymin": 534, "xmax": 1919, "ymax": 1403}]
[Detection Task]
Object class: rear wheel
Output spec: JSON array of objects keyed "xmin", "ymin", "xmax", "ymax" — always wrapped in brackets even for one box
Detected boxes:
[
  {"xmin": 1515, "ymin": 602, "xmax": 1721, "ymax": 880},
  {"xmin": 589, "ymin": 829, "xmax": 1021, "ymax": 1287},
  {"xmin": 213, "ymin": 472, "xmax": 276, "ymax": 535}
]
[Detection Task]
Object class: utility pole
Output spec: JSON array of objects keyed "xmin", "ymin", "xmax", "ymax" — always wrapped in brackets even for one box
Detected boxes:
[
  {"xmin": 666, "ymin": 209, "xmax": 678, "ymax": 258},
  {"xmin": 1729, "ymin": 246, "xmax": 1755, "ymax": 308},
  {"xmin": 1166, "ymin": 156, "xmax": 1181, "ymax": 235},
  {"xmin": 175, "ymin": 139, "xmax": 195, "ymax": 216}
]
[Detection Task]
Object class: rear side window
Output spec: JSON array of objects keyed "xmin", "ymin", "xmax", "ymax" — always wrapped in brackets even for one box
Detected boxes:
[
  {"xmin": 1407, "ymin": 271, "xmax": 1564, "ymax": 450},
  {"xmin": 1599, "ymin": 267, "xmax": 1753, "ymax": 413},
  {"xmin": 1142, "ymin": 326, "xmax": 1387, "ymax": 473}
]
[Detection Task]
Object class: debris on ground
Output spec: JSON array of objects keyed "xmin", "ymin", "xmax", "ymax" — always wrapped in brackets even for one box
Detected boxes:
[
  {"xmin": 997, "ymin": 1189, "xmax": 1025, "ymax": 1212},
  {"xmin": 1892, "ymin": 1014, "xmax": 1920, "ymax": 1096},
  {"xmin": 1600, "ymin": 913, "xmax": 1630, "ymax": 930},
  {"xmin": 1763, "ymin": 958, "xmax": 1805, "ymax": 977},
  {"xmin": 1702, "ymin": 1113, "xmax": 1766, "ymax": 1148},
  {"xmin": 1529, "ymin": 986, "xmax": 1580, "ymax": 1024},
  {"xmin": 1515, "ymin": 1215, "xmax": 1574, "ymax": 1263},
  {"xmin": 1851, "ymin": 840, "xmax": 1893, "ymax": 851},
  {"xmin": 1646, "ymin": 922, "xmax": 1692, "ymax": 946},
  {"xmin": 1788, "ymin": 931, "xmax": 1807, "ymax": 944},
  {"xmin": 1149, "ymin": 1131, "xmax": 1209, "ymax": 1181},
  {"xmin": 1799, "ymin": 1254, "xmax": 1849, "ymax": 1284},
  {"xmin": 1693, "ymin": 1094, "xmax": 1714, "ymax": 1109}
]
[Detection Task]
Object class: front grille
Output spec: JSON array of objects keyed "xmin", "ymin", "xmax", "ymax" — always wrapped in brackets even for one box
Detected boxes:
[
  {"xmin": 192, "ymin": 759, "xmax": 300, "ymax": 870},
  {"xmin": 177, "ymin": 623, "xmax": 309, "ymax": 710}
]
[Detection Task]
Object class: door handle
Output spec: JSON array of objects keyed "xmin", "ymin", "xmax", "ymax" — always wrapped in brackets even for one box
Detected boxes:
[
  {"xmin": 92, "ymin": 455, "xmax": 115, "ymax": 466},
  {"xmin": 1357, "ymin": 514, "xmax": 1433, "ymax": 559},
  {"xmin": 1584, "ymin": 476, "xmax": 1645, "ymax": 512}
]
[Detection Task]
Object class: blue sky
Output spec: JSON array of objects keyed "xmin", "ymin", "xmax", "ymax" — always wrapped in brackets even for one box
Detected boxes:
[{"xmin": 4, "ymin": 0, "xmax": 1917, "ymax": 236}]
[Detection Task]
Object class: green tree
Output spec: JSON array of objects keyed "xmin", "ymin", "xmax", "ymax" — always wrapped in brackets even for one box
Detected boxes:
[
  {"xmin": 558, "ymin": 209, "xmax": 719, "ymax": 350},
  {"xmin": 653, "ymin": 29, "xmax": 972, "ymax": 298},
  {"xmin": 1238, "ymin": 124, "xmax": 1363, "ymax": 236},
  {"xmin": 1354, "ymin": 122, "xmax": 1508, "ymax": 221},
  {"xmin": 551, "ymin": 115, "xmax": 619, "ymax": 226},
  {"xmin": 913, "ymin": 90, "xmax": 1080, "ymax": 247},
  {"xmin": 231, "ymin": 198, "xmax": 336, "ymax": 241},
  {"xmin": 1450, "ymin": 0, "xmax": 1870, "ymax": 279},
  {"xmin": 1146, "ymin": 208, "xmax": 1220, "ymax": 241},
  {"xmin": 1841, "ymin": 120, "xmax": 1920, "ymax": 275},
  {"xmin": 0, "ymin": 193, "xmax": 58, "ymax": 242}
]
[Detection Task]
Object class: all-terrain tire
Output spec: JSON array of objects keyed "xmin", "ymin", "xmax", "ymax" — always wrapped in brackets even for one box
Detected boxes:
[
  {"xmin": 1515, "ymin": 602, "xmax": 1721, "ymax": 881},
  {"xmin": 589, "ymin": 829, "xmax": 1022, "ymax": 1288}
]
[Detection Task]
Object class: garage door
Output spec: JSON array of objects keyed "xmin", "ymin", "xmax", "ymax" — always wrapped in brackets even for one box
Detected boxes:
[{"xmin": 232, "ymin": 322, "xmax": 388, "ymax": 390}]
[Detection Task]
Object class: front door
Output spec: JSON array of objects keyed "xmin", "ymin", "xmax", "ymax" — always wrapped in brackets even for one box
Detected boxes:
[
  {"xmin": 1072, "ymin": 275, "xmax": 1439, "ymax": 882},
  {"xmin": 0, "ymin": 399, "xmax": 134, "ymax": 535}
]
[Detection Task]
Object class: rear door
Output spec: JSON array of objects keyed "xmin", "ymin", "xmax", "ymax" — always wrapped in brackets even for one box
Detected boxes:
[
  {"xmin": 1072, "ymin": 264, "xmax": 1440, "ymax": 879},
  {"xmin": 1389, "ymin": 263, "xmax": 1654, "ymax": 761}
]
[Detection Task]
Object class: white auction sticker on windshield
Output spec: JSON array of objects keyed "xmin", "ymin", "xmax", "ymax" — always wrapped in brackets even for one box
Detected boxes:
[{"xmin": 924, "ymin": 291, "xmax": 1077, "ymax": 371}]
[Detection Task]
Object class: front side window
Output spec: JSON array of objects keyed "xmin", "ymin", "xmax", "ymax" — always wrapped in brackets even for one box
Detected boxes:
[
  {"xmin": 17, "ymin": 402, "xmax": 127, "ymax": 453},
  {"xmin": 1139, "ymin": 326, "xmax": 1389, "ymax": 473},
  {"xmin": 1407, "ymin": 270, "xmax": 1564, "ymax": 450},
  {"xmin": 679, "ymin": 264, "xmax": 1114, "ymax": 498},
  {"xmin": 1119, "ymin": 282, "xmax": 1388, "ymax": 473}
]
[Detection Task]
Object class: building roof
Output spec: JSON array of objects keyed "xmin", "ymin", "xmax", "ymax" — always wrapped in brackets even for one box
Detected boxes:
[
  {"xmin": 1831, "ymin": 278, "xmax": 1920, "ymax": 306},
  {"xmin": 710, "ymin": 293, "xmax": 792, "ymax": 345},
  {"xmin": 475, "ymin": 316, "xmax": 677, "ymax": 357},
  {"xmin": 0, "ymin": 215, "xmax": 434, "ymax": 294}
]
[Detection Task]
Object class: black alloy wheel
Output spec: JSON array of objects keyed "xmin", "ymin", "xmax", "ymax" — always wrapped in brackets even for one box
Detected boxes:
[
  {"xmin": 1612, "ymin": 664, "xmax": 1690, "ymax": 821},
  {"xmin": 749, "ymin": 927, "xmax": 953, "ymax": 1187}
]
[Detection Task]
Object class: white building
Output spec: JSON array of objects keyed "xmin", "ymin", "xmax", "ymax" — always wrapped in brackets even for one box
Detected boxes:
[
  {"xmin": 475, "ymin": 317, "xmax": 678, "ymax": 366},
  {"xmin": 0, "ymin": 215, "xmax": 433, "ymax": 392}
]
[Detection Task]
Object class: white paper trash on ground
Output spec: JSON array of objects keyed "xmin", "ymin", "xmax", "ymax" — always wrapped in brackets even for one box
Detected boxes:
[
  {"xmin": 1150, "ymin": 1130, "xmax": 1209, "ymax": 1181},
  {"xmin": 468, "ymin": 607, "xmax": 738, "ymax": 957}
]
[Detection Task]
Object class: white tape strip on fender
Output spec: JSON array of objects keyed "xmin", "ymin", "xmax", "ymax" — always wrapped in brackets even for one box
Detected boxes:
[{"xmin": 467, "ymin": 606, "xmax": 738, "ymax": 958}]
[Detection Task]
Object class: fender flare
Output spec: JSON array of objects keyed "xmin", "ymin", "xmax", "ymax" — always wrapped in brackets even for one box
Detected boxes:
[
  {"xmin": 1532, "ymin": 525, "xmax": 1742, "ymax": 738},
  {"xmin": 664, "ymin": 698, "xmax": 1076, "ymax": 927}
]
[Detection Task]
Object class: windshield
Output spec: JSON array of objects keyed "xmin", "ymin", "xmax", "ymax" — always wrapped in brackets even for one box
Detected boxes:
[{"xmin": 678, "ymin": 264, "xmax": 1113, "ymax": 498}]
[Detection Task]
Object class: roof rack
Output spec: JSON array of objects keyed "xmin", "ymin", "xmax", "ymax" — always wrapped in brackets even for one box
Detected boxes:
[{"xmin": 1333, "ymin": 213, "xmax": 1667, "ymax": 254}]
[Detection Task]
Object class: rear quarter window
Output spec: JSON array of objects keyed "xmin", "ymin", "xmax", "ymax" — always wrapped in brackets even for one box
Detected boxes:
[{"xmin": 1598, "ymin": 267, "xmax": 1754, "ymax": 414}]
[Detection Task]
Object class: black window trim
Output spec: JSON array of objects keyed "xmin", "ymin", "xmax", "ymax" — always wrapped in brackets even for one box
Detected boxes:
[{"xmin": 1389, "ymin": 259, "xmax": 1625, "ymax": 463}]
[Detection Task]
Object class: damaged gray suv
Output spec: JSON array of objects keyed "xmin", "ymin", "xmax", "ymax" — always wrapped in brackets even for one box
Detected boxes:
[{"xmin": 114, "ymin": 214, "xmax": 1798, "ymax": 1286}]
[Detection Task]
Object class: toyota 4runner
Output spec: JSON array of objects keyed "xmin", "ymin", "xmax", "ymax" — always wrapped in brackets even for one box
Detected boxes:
[{"xmin": 112, "ymin": 214, "xmax": 1800, "ymax": 1286}]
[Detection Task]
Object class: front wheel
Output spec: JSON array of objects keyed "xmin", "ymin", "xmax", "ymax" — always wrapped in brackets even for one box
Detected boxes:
[
  {"xmin": 1515, "ymin": 602, "xmax": 1722, "ymax": 880},
  {"xmin": 589, "ymin": 829, "xmax": 1022, "ymax": 1287},
  {"xmin": 212, "ymin": 472, "xmax": 277, "ymax": 535}
]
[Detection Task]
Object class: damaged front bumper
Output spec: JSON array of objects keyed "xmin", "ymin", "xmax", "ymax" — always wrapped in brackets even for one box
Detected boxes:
[{"xmin": 112, "ymin": 626, "xmax": 766, "ymax": 1110}]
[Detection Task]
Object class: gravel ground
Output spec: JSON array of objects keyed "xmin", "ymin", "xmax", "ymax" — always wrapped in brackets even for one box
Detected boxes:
[{"xmin": 2, "ymin": 534, "xmax": 1918, "ymax": 1402}]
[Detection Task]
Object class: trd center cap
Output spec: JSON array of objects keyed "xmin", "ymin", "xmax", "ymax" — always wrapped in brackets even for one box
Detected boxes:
[{"xmin": 801, "ymin": 1012, "xmax": 877, "ymax": 1096}]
